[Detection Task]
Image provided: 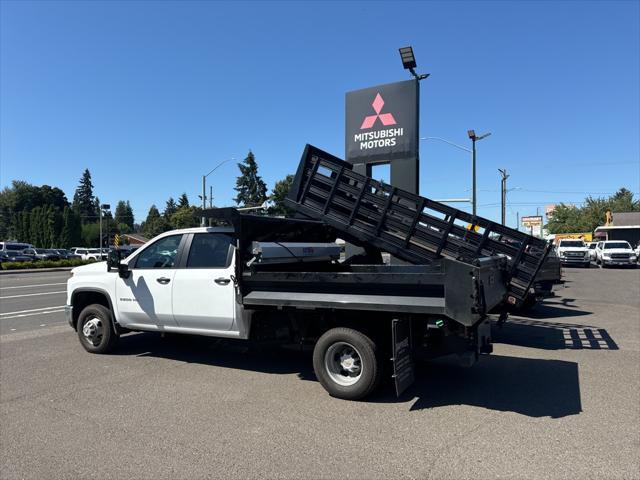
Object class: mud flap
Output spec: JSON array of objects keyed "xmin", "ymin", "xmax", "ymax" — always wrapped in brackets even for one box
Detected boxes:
[{"xmin": 392, "ymin": 318, "xmax": 415, "ymax": 397}]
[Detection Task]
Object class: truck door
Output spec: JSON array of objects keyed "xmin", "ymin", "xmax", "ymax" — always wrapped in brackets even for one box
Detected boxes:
[
  {"xmin": 172, "ymin": 233, "xmax": 236, "ymax": 332},
  {"xmin": 115, "ymin": 234, "xmax": 184, "ymax": 328}
]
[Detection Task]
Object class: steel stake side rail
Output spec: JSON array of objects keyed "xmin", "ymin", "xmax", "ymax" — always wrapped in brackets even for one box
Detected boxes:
[{"xmin": 285, "ymin": 144, "xmax": 551, "ymax": 306}]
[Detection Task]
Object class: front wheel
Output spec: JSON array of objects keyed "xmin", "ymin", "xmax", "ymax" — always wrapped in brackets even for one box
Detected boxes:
[
  {"xmin": 313, "ymin": 327, "xmax": 382, "ymax": 400},
  {"xmin": 77, "ymin": 304, "xmax": 118, "ymax": 354}
]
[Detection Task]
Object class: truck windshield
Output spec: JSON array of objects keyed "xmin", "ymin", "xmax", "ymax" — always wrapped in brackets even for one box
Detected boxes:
[
  {"xmin": 604, "ymin": 242, "xmax": 630, "ymax": 249},
  {"xmin": 560, "ymin": 241, "xmax": 584, "ymax": 248}
]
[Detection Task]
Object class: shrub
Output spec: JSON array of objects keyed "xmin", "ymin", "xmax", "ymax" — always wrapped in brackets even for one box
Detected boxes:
[{"xmin": 0, "ymin": 258, "xmax": 95, "ymax": 270}]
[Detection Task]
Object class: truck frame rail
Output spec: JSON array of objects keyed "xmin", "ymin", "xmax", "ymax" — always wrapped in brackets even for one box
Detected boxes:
[{"xmin": 285, "ymin": 144, "xmax": 551, "ymax": 306}]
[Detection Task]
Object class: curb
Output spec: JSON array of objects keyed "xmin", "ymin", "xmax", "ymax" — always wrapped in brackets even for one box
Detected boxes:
[{"xmin": 0, "ymin": 267, "xmax": 74, "ymax": 275}]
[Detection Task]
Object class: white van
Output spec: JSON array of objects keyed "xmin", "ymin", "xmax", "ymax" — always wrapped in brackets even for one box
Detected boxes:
[{"xmin": 0, "ymin": 241, "xmax": 33, "ymax": 254}]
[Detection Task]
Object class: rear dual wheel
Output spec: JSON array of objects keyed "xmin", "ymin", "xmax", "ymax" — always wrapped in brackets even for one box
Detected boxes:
[{"xmin": 313, "ymin": 327, "xmax": 382, "ymax": 400}]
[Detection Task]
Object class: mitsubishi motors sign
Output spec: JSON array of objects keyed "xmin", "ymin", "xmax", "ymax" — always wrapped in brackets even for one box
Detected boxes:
[{"xmin": 345, "ymin": 79, "xmax": 419, "ymax": 164}]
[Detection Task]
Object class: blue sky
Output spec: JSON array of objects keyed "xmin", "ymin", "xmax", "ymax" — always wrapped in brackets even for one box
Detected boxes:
[{"xmin": 1, "ymin": 0, "xmax": 638, "ymax": 228}]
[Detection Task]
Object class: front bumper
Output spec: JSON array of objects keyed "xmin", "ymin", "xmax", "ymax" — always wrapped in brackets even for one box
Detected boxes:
[
  {"xmin": 64, "ymin": 305, "xmax": 73, "ymax": 328},
  {"xmin": 560, "ymin": 256, "xmax": 590, "ymax": 264},
  {"xmin": 602, "ymin": 258, "xmax": 636, "ymax": 266}
]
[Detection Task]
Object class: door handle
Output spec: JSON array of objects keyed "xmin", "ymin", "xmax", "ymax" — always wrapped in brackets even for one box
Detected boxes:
[
  {"xmin": 214, "ymin": 277, "xmax": 231, "ymax": 285},
  {"xmin": 156, "ymin": 277, "xmax": 171, "ymax": 285}
]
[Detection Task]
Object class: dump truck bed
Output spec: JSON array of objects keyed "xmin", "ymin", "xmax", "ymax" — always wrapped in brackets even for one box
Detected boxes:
[
  {"xmin": 285, "ymin": 145, "xmax": 551, "ymax": 307},
  {"xmin": 242, "ymin": 258, "xmax": 507, "ymax": 327}
]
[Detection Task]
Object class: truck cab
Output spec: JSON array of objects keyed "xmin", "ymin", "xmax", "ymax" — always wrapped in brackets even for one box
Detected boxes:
[{"xmin": 67, "ymin": 226, "xmax": 244, "ymax": 339}]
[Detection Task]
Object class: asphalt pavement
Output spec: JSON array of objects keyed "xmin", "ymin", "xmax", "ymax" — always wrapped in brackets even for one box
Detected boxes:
[
  {"xmin": 1, "ymin": 266, "xmax": 639, "ymax": 479},
  {"xmin": 0, "ymin": 270, "xmax": 69, "ymax": 335}
]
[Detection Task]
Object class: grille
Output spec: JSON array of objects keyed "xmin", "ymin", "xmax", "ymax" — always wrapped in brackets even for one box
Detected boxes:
[{"xmin": 611, "ymin": 253, "xmax": 630, "ymax": 259}]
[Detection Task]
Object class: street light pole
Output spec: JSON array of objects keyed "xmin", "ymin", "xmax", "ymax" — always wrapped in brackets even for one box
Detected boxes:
[
  {"xmin": 99, "ymin": 204, "xmax": 110, "ymax": 251},
  {"xmin": 201, "ymin": 157, "xmax": 235, "ymax": 226},
  {"xmin": 467, "ymin": 130, "xmax": 491, "ymax": 216},
  {"xmin": 498, "ymin": 168, "xmax": 509, "ymax": 225}
]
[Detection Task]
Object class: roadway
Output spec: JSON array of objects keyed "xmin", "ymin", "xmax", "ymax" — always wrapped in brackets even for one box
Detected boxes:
[
  {"xmin": 0, "ymin": 270, "xmax": 68, "ymax": 335},
  {"xmin": 1, "ymin": 266, "xmax": 639, "ymax": 479}
]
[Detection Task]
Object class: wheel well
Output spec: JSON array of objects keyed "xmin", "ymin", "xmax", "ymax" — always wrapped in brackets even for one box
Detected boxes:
[{"xmin": 71, "ymin": 290, "xmax": 112, "ymax": 330}]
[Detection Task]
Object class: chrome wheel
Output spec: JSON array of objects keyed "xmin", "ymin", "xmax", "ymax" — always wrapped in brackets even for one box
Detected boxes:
[
  {"xmin": 82, "ymin": 317, "xmax": 103, "ymax": 346},
  {"xmin": 324, "ymin": 341, "xmax": 363, "ymax": 386}
]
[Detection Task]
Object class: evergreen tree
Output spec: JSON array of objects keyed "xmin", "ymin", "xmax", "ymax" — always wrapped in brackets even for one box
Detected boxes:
[
  {"xmin": 114, "ymin": 201, "xmax": 128, "ymax": 227},
  {"xmin": 141, "ymin": 205, "xmax": 167, "ymax": 238},
  {"xmin": 72, "ymin": 169, "xmax": 97, "ymax": 223},
  {"xmin": 234, "ymin": 150, "xmax": 267, "ymax": 207},
  {"xmin": 29, "ymin": 207, "xmax": 42, "ymax": 246},
  {"xmin": 125, "ymin": 201, "xmax": 134, "ymax": 229},
  {"xmin": 164, "ymin": 197, "xmax": 178, "ymax": 218},
  {"xmin": 21, "ymin": 211, "xmax": 31, "ymax": 244},
  {"xmin": 60, "ymin": 207, "xmax": 73, "ymax": 248},
  {"xmin": 269, "ymin": 174, "xmax": 295, "ymax": 216},
  {"xmin": 177, "ymin": 193, "xmax": 190, "ymax": 209}
]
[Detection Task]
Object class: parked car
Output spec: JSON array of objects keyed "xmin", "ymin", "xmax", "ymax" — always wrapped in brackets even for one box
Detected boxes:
[
  {"xmin": 587, "ymin": 242, "xmax": 598, "ymax": 261},
  {"xmin": 72, "ymin": 248, "xmax": 104, "ymax": 261},
  {"xmin": 22, "ymin": 248, "xmax": 60, "ymax": 261},
  {"xmin": 0, "ymin": 251, "xmax": 35, "ymax": 263},
  {"xmin": 54, "ymin": 249, "xmax": 81, "ymax": 260},
  {"xmin": 594, "ymin": 240, "xmax": 637, "ymax": 267},
  {"xmin": 556, "ymin": 239, "xmax": 590, "ymax": 267},
  {"xmin": 0, "ymin": 241, "xmax": 33, "ymax": 254}
]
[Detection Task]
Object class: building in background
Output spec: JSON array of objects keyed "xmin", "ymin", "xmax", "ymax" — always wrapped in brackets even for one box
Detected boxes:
[
  {"xmin": 594, "ymin": 212, "xmax": 640, "ymax": 245},
  {"xmin": 122, "ymin": 234, "xmax": 148, "ymax": 246}
]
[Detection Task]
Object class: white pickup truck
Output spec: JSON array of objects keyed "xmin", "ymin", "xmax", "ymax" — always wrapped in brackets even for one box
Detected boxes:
[
  {"xmin": 65, "ymin": 210, "xmax": 513, "ymax": 400},
  {"xmin": 64, "ymin": 146, "xmax": 551, "ymax": 400},
  {"xmin": 556, "ymin": 239, "xmax": 590, "ymax": 267},
  {"xmin": 594, "ymin": 240, "xmax": 637, "ymax": 267}
]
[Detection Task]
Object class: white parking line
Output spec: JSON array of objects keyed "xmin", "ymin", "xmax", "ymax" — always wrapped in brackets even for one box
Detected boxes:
[
  {"xmin": 0, "ymin": 306, "xmax": 66, "ymax": 316},
  {"xmin": 0, "ymin": 291, "xmax": 66, "ymax": 300},
  {"xmin": 0, "ymin": 282, "xmax": 66, "ymax": 290},
  {"xmin": 0, "ymin": 309, "xmax": 65, "ymax": 320}
]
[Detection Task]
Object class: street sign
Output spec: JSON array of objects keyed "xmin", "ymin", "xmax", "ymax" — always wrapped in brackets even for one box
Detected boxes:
[
  {"xmin": 521, "ymin": 215, "xmax": 543, "ymax": 228},
  {"xmin": 522, "ymin": 215, "xmax": 543, "ymax": 237},
  {"xmin": 114, "ymin": 234, "xmax": 120, "ymax": 247}
]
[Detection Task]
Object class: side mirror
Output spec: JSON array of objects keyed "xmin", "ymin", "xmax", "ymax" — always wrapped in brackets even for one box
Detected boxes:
[{"xmin": 118, "ymin": 262, "xmax": 131, "ymax": 279}]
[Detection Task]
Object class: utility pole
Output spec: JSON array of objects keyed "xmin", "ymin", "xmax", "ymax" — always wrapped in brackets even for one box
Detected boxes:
[
  {"xmin": 516, "ymin": 212, "xmax": 519, "ymax": 231},
  {"xmin": 498, "ymin": 169, "xmax": 509, "ymax": 225}
]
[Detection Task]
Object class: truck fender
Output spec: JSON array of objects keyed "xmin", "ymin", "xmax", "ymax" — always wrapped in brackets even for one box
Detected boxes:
[{"xmin": 70, "ymin": 287, "xmax": 121, "ymax": 335}]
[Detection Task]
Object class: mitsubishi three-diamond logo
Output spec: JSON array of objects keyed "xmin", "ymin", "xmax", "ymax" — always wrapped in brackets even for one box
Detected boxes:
[{"xmin": 360, "ymin": 93, "xmax": 397, "ymax": 129}]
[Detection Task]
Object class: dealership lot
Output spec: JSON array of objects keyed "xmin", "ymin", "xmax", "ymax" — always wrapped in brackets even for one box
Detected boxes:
[{"xmin": 1, "ymin": 267, "xmax": 639, "ymax": 479}]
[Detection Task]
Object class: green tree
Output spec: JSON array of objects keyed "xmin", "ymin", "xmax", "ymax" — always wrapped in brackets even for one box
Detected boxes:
[
  {"xmin": 81, "ymin": 223, "xmax": 100, "ymax": 247},
  {"xmin": 169, "ymin": 206, "xmax": 199, "ymax": 229},
  {"xmin": 140, "ymin": 205, "xmax": 167, "ymax": 238},
  {"xmin": 269, "ymin": 174, "xmax": 295, "ymax": 216},
  {"xmin": 547, "ymin": 188, "xmax": 640, "ymax": 234},
  {"xmin": 29, "ymin": 207, "xmax": 42, "ymax": 247},
  {"xmin": 72, "ymin": 169, "xmax": 97, "ymax": 223},
  {"xmin": 177, "ymin": 193, "xmax": 190, "ymax": 209},
  {"xmin": 114, "ymin": 200, "xmax": 134, "ymax": 229},
  {"xmin": 164, "ymin": 197, "xmax": 178, "ymax": 218},
  {"xmin": 59, "ymin": 207, "xmax": 74, "ymax": 248},
  {"xmin": 234, "ymin": 150, "xmax": 267, "ymax": 207}
]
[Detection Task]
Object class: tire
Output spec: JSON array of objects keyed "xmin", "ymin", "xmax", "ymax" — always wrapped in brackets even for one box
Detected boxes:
[
  {"xmin": 313, "ymin": 327, "xmax": 382, "ymax": 400},
  {"xmin": 77, "ymin": 304, "xmax": 118, "ymax": 354}
]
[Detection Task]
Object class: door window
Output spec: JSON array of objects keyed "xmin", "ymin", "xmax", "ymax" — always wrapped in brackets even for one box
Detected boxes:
[
  {"xmin": 135, "ymin": 235, "xmax": 183, "ymax": 269},
  {"xmin": 186, "ymin": 234, "xmax": 234, "ymax": 268}
]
